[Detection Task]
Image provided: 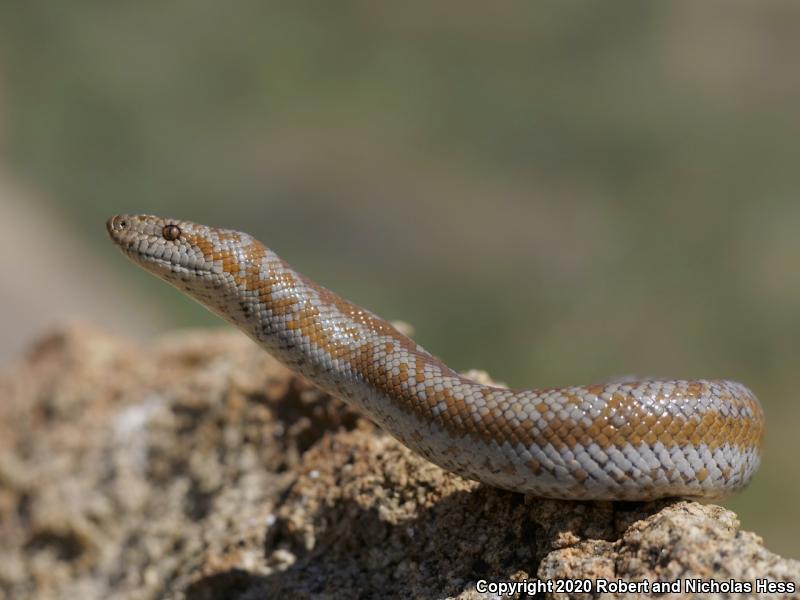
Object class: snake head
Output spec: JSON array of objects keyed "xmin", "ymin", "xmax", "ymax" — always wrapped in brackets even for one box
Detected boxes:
[
  {"xmin": 106, "ymin": 214, "xmax": 220, "ymax": 275},
  {"xmin": 108, "ymin": 212, "xmax": 279, "ymax": 331},
  {"xmin": 106, "ymin": 213, "xmax": 265, "ymax": 299}
]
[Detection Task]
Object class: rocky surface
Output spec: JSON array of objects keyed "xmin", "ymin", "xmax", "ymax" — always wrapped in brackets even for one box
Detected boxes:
[{"xmin": 0, "ymin": 325, "xmax": 797, "ymax": 600}]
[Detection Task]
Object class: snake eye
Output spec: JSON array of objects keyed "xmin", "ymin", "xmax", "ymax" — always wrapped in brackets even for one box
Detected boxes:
[{"xmin": 163, "ymin": 224, "xmax": 181, "ymax": 241}]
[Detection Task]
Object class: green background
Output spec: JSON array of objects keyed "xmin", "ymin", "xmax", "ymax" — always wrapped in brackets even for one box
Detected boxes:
[{"xmin": 1, "ymin": 1, "xmax": 798, "ymax": 557}]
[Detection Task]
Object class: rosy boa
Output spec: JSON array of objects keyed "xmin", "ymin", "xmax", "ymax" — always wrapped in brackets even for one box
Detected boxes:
[{"xmin": 107, "ymin": 214, "xmax": 764, "ymax": 500}]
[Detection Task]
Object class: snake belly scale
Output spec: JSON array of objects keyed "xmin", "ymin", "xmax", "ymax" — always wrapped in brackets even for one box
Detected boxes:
[{"xmin": 107, "ymin": 214, "xmax": 764, "ymax": 500}]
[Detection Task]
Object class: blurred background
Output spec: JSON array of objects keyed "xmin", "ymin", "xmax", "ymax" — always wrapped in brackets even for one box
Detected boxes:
[{"xmin": 1, "ymin": 1, "xmax": 798, "ymax": 557}]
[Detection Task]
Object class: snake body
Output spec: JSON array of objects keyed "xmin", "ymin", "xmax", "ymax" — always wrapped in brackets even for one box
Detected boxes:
[{"xmin": 107, "ymin": 214, "xmax": 764, "ymax": 500}]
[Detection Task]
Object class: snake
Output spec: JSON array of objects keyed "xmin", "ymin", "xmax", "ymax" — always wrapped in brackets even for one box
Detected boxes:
[{"xmin": 106, "ymin": 214, "xmax": 764, "ymax": 501}]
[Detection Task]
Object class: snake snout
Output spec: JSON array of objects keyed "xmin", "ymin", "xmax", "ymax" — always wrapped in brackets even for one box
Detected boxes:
[{"xmin": 106, "ymin": 215, "xmax": 131, "ymax": 240}]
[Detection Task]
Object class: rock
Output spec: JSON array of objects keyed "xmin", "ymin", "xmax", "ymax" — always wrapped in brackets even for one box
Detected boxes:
[{"xmin": 0, "ymin": 325, "xmax": 797, "ymax": 600}]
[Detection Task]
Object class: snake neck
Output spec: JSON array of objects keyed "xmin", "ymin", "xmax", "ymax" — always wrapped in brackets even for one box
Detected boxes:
[{"xmin": 202, "ymin": 246, "xmax": 459, "ymax": 409}]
